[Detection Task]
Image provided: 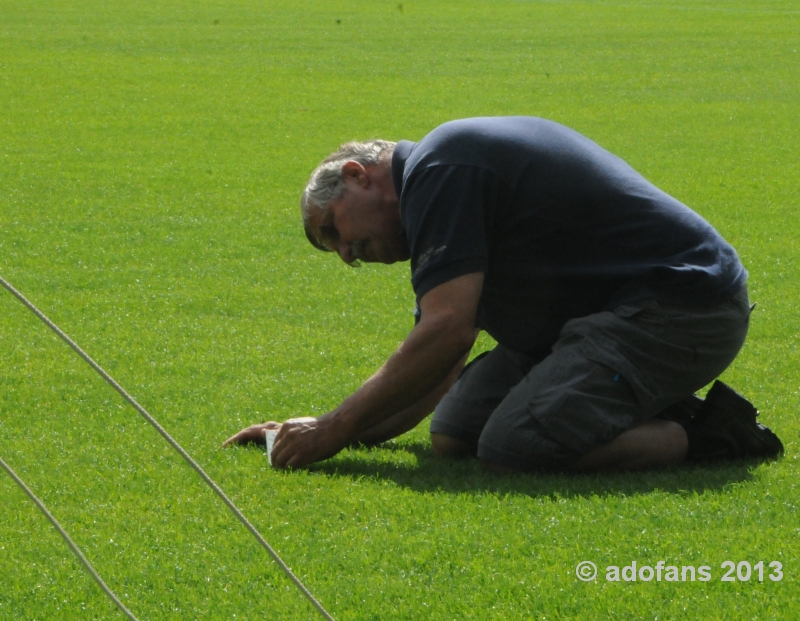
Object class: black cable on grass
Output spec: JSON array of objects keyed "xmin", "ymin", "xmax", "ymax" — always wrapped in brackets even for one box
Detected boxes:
[
  {"xmin": 0, "ymin": 275, "xmax": 337, "ymax": 621},
  {"xmin": 0, "ymin": 456, "xmax": 141, "ymax": 621}
]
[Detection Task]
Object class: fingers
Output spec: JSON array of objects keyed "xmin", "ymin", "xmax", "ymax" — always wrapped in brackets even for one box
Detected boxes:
[
  {"xmin": 270, "ymin": 417, "xmax": 346, "ymax": 469},
  {"xmin": 221, "ymin": 431, "xmax": 251, "ymax": 448},
  {"xmin": 270, "ymin": 423, "xmax": 300, "ymax": 468},
  {"xmin": 221, "ymin": 433, "xmax": 240, "ymax": 448},
  {"xmin": 222, "ymin": 422, "xmax": 282, "ymax": 448},
  {"xmin": 271, "ymin": 419, "xmax": 318, "ymax": 468}
]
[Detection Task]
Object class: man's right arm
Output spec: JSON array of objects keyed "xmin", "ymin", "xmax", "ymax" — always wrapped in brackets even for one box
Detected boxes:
[
  {"xmin": 223, "ymin": 273, "xmax": 483, "ymax": 460},
  {"xmin": 355, "ymin": 347, "xmax": 472, "ymax": 446}
]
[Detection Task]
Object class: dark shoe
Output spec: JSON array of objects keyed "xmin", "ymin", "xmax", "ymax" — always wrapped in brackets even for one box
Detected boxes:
[
  {"xmin": 657, "ymin": 394, "xmax": 704, "ymax": 429},
  {"xmin": 688, "ymin": 381, "xmax": 784, "ymax": 461}
]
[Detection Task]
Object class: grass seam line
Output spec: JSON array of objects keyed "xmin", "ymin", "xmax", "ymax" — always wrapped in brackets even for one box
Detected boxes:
[
  {"xmin": 0, "ymin": 274, "xmax": 337, "ymax": 621},
  {"xmin": 0, "ymin": 456, "xmax": 142, "ymax": 621}
]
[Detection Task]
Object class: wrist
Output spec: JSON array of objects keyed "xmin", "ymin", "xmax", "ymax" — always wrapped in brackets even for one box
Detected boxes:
[{"xmin": 318, "ymin": 407, "xmax": 361, "ymax": 447}]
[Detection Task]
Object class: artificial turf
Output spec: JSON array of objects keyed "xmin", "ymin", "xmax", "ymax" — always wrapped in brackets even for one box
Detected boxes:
[{"xmin": 1, "ymin": 0, "xmax": 798, "ymax": 619}]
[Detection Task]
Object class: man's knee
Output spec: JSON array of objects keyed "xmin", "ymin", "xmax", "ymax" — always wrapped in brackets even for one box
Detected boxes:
[{"xmin": 431, "ymin": 433, "xmax": 475, "ymax": 458}]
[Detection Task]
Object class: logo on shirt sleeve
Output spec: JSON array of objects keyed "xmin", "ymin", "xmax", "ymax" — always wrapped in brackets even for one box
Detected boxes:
[{"xmin": 414, "ymin": 244, "xmax": 448, "ymax": 274}]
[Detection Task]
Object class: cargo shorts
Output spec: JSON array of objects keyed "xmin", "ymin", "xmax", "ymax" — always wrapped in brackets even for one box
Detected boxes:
[{"xmin": 429, "ymin": 288, "xmax": 751, "ymax": 471}]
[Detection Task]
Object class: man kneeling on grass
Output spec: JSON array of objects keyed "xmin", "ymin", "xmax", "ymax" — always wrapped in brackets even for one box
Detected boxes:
[{"xmin": 224, "ymin": 117, "xmax": 782, "ymax": 472}]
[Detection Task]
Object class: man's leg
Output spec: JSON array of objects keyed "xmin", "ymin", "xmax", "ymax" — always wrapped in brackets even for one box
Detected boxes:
[
  {"xmin": 483, "ymin": 419, "xmax": 688, "ymax": 474},
  {"xmin": 571, "ymin": 419, "xmax": 688, "ymax": 471},
  {"xmin": 429, "ymin": 346, "xmax": 543, "ymax": 458},
  {"xmin": 431, "ymin": 433, "xmax": 473, "ymax": 458},
  {"xmin": 478, "ymin": 290, "xmax": 751, "ymax": 473}
]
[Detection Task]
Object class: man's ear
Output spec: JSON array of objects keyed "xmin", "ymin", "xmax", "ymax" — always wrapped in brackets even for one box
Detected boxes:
[{"xmin": 341, "ymin": 160, "xmax": 370, "ymax": 187}]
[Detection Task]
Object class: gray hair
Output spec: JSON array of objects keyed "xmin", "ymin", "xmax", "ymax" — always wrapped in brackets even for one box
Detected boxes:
[{"xmin": 301, "ymin": 139, "xmax": 396, "ymax": 251}]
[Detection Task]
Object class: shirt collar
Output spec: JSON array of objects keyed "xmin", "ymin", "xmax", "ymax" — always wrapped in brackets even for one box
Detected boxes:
[{"xmin": 391, "ymin": 140, "xmax": 415, "ymax": 198}]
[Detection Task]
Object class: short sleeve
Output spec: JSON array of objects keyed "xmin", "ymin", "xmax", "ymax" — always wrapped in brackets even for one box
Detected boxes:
[{"xmin": 401, "ymin": 165, "xmax": 492, "ymax": 301}]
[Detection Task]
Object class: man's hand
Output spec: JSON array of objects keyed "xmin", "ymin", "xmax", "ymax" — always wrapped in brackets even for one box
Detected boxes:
[
  {"xmin": 222, "ymin": 417, "xmax": 350, "ymax": 468},
  {"xmin": 270, "ymin": 416, "xmax": 352, "ymax": 469},
  {"xmin": 222, "ymin": 421, "xmax": 283, "ymax": 448}
]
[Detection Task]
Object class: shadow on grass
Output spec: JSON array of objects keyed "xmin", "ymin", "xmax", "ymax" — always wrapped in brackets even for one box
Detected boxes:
[{"xmin": 305, "ymin": 440, "xmax": 770, "ymax": 499}]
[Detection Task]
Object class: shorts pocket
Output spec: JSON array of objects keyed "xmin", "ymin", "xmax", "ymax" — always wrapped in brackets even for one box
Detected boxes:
[
  {"xmin": 524, "ymin": 361, "xmax": 642, "ymax": 454},
  {"xmin": 579, "ymin": 334, "xmax": 661, "ymax": 408}
]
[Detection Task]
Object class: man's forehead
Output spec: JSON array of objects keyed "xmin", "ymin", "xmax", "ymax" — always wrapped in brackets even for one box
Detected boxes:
[
  {"xmin": 313, "ymin": 193, "xmax": 350, "ymax": 227},
  {"xmin": 307, "ymin": 204, "xmax": 327, "ymax": 229},
  {"xmin": 306, "ymin": 207, "xmax": 330, "ymax": 242},
  {"xmin": 309, "ymin": 198, "xmax": 336, "ymax": 226},
  {"xmin": 306, "ymin": 202, "xmax": 338, "ymax": 251}
]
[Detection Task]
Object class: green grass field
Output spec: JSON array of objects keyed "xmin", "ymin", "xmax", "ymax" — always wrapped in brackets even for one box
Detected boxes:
[{"xmin": 1, "ymin": 0, "xmax": 798, "ymax": 619}]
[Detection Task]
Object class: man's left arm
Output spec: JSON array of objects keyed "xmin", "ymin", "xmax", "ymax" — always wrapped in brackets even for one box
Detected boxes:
[{"xmin": 269, "ymin": 272, "xmax": 484, "ymax": 468}]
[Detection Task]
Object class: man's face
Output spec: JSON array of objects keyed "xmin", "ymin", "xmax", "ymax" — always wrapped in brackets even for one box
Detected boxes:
[{"xmin": 309, "ymin": 166, "xmax": 409, "ymax": 265}]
